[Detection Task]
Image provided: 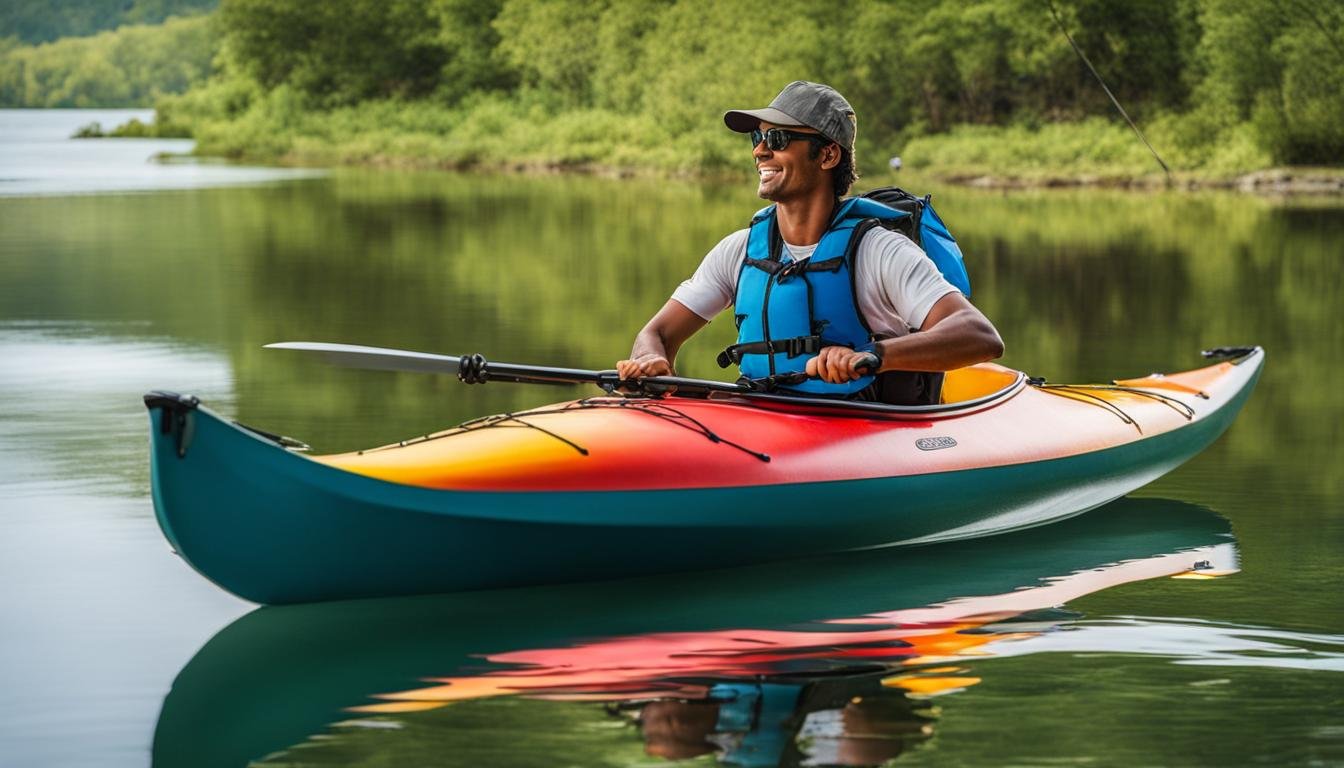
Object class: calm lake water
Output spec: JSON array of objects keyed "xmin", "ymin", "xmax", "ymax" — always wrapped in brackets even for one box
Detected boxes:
[{"xmin": 1, "ymin": 109, "xmax": 1342, "ymax": 767}]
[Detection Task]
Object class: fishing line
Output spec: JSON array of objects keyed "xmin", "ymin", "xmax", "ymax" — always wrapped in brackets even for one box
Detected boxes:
[{"xmin": 1045, "ymin": 0, "xmax": 1172, "ymax": 183}]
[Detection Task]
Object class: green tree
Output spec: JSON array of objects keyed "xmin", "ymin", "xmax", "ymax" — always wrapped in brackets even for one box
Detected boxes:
[
  {"xmin": 589, "ymin": 0, "xmax": 670, "ymax": 111},
  {"xmin": 430, "ymin": 0, "xmax": 516, "ymax": 104},
  {"xmin": 633, "ymin": 0, "xmax": 829, "ymax": 132},
  {"xmin": 218, "ymin": 0, "xmax": 446, "ymax": 107},
  {"xmin": 1195, "ymin": 0, "xmax": 1344, "ymax": 164},
  {"xmin": 492, "ymin": 0, "xmax": 606, "ymax": 107}
]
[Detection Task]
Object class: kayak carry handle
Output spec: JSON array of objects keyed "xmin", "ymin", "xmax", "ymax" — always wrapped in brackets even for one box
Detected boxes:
[{"xmin": 144, "ymin": 390, "xmax": 200, "ymax": 458}]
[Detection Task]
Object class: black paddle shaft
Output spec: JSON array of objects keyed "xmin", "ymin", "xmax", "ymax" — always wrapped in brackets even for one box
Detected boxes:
[{"xmin": 264, "ymin": 342, "xmax": 752, "ymax": 396}]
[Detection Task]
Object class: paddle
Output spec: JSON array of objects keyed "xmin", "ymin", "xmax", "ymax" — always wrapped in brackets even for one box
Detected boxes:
[{"xmin": 263, "ymin": 342, "xmax": 759, "ymax": 396}]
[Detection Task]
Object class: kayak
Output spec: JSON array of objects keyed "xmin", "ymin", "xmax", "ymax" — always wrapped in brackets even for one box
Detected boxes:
[
  {"xmin": 144, "ymin": 346, "xmax": 1263, "ymax": 604},
  {"xmin": 154, "ymin": 498, "xmax": 1236, "ymax": 768}
]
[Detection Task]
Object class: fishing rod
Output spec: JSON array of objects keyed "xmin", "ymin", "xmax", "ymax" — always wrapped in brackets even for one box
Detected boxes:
[{"xmin": 1045, "ymin": 0, "xmax": 1172, "ymax": 183}]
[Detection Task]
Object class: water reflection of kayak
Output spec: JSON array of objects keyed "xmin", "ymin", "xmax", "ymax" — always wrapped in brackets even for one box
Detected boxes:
[
  {"xmin": 152, "ymin": 497, "xmax": 1236, "ymax": 768},
  {"xmin": 143, "ymin": 347, "xmax": 1261, "ymax": 604}
]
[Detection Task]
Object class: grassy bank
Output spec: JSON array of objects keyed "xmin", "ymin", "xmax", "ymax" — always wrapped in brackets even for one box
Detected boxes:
[
  {"xmin": 151, "ymin": 91, "xmax": 1344, "ymax": 192},
  {"xmin": 902, "ymin": 119, "xmax": 1344, "ymax": 192},
  {"xmin": 159, "ymin": 87, "xmax": 749, "ymax": 178}
]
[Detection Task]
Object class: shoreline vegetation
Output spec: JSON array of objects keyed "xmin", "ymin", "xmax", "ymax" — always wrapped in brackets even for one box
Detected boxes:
[
  {"xmin": 4, "ymin": 0, "xmax": 1342, "ymax": 194},
  {"xmin": 114, "ymin": 99, "xmax": 1344, "ymax": 194},
  {"xmin": 193, "ymin": 117, "xmax": 1344, "ymax": 195}
]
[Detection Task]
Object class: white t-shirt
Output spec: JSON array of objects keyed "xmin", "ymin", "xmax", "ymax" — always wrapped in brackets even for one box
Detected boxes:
[{"xmin": 671, "ymin": 226, "xmax": 958, "ymax": 337}]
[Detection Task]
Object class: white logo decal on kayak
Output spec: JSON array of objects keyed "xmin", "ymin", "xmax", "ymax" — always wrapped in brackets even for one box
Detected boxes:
[{"xmin": 916, "ymin": 436, "xmax": 957, "ymax": 451}]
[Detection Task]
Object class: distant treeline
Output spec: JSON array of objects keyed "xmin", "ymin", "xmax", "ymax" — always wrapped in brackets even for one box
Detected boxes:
[
  {"xmin": 0, "ymin": 0, "xmax": 217, "ymax": 44},
  {"xmin": 0, "ymin": 16, "xmax": 215, "ymax": 108},
  {"xmin": 9, "ymin": 0, "xmax": 1343, "ymax": 177}
]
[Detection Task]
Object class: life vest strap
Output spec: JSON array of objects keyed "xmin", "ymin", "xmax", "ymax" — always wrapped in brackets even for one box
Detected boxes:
[
  {"xmin": 742, "ymin": 255, "xmax": 847, "ymax": 278},
  {"xmin": 717, "ymin": 334, "xmax": 828, "ymax": 368}
]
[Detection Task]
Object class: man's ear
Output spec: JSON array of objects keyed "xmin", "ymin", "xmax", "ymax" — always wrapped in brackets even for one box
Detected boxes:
[{"xmin": 819, "ymin": 144, "xmax": 841, "ymax": 170}]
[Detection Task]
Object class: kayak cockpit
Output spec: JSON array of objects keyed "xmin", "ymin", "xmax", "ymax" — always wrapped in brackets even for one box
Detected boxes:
[
  {"xmin": 703, "ymin": 363, "xmax": 1026, "ymax": 420},
  {"xmin": 941, "ymin": 364, "xmax": 1025, "ymax": 403}
]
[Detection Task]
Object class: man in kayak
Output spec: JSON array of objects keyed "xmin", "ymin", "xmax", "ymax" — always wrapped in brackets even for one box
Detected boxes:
[{"xmin": 616, "ymin": 81, "xmax": 1004, "ymax": 403}]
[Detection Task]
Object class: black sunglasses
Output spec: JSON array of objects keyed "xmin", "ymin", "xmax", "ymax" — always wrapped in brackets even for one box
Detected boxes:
[{"xmin": 750, "ymin": 127, "xmax": 834, "ymax": 152}]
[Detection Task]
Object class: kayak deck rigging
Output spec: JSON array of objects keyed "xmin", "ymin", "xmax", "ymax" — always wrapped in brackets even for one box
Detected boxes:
[
  {"xmin": 355, "ymin": 397, "xmax": 775, "ymax": 462},
  {"xmin": 1030, "ymin": 382, "xmax": 1198, "ymax": 433}
]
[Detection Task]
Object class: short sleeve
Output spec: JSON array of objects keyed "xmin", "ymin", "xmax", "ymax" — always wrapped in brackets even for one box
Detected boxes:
[
  {"xmin": 670, "ymin": 229, "xmax": 749, "ymax": 321},
  {"xmin": 855, "ymin": 228, "xmax": 958, "ymax": 333}
]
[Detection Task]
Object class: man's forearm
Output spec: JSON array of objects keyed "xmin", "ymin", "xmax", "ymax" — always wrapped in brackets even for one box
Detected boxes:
[
  {"xmin": 617, "ymin": 300, "xmax": 711, "ymax": 379},
  {"xmin": 875, "ymin": 309, "xmax": 1004, "ymax": 372}
]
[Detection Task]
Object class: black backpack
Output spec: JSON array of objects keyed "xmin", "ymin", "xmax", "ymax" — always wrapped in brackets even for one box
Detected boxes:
[{"xmin": 859, "ymin": 186, "xmax": 971, "ymax": 296}]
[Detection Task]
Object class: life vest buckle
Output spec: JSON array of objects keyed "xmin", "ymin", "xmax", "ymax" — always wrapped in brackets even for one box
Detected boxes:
[
  {"xmin": 782, "ymin": 335, "xmax": 822, "ymax": 357},
  {"xmin": 777, "ymin": 260, "xmax": 806, "ymax": 282}
]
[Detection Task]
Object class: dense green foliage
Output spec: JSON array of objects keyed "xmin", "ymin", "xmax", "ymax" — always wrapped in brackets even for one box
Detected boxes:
[
  {"xmin": 0, "ymin": 15, "xmax": 216, "ymax": 108},
  {"xmin": 217, "ymin": 0, "xmax": 448, "ymax": 107},
  {"xmin": 9, "ymin": 0, "xmax": 1343, "ymax": 176},
  {"xmin": 154, "ymin": 0, "xmax": 1341, "ymax": 179},
  {"xmin": 0, "ymin": 0, "xmax": 216, "ymax": 44},
  {"xmin": 1194, "ymin": 0, "xmax": 1344, "ymax": 164}
]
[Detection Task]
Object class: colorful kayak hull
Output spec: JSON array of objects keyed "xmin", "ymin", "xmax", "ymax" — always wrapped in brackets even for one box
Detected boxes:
[{"xmin": 146, "ymin": 348, "xmax": 1262, "ymax": 604}]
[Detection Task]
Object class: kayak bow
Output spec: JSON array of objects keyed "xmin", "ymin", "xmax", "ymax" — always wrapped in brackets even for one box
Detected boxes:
[{"xmin": 145, "ymin": 347, "xmax": 1263, "ymax": 604}]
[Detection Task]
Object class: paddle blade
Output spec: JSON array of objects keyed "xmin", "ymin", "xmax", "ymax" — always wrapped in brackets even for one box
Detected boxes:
[{"xmin": 265, "ymin": 342, "xmax": 462, "ymax": 375}]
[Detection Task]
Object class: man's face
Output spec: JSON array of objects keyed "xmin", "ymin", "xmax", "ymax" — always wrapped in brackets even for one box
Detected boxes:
[{"xmin": 753, "ymin": 121, "xmax": 832, "ymax": 202}]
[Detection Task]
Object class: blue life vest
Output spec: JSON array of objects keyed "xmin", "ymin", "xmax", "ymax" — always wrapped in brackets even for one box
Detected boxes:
[
  {"xmin": 706, "ymin": 682, "xmax": 804, "ymax": 767},
  {"xmin": 718, "ymin": 197, "xmax": 910, "ymax": 396}
]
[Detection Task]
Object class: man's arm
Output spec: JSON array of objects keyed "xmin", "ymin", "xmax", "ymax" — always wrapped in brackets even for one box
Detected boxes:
[
  {"xmin": 807, "ymin": 292, "xmax": 1004, "ymax": 383},
  {"xmin": 616, "ymin": 300, "xmax": 709, "ymax": 379}
]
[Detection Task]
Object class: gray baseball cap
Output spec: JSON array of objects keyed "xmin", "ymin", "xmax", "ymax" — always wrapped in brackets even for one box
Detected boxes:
[{"xmin": 724, "ymin": 81, "xmax": 856, "ymax": 155}]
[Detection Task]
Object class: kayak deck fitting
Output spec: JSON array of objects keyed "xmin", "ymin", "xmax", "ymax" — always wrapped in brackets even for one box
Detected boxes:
[{"xmin": 145, "ymin": 347, "xmax": 1263, "ymax": 604}]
